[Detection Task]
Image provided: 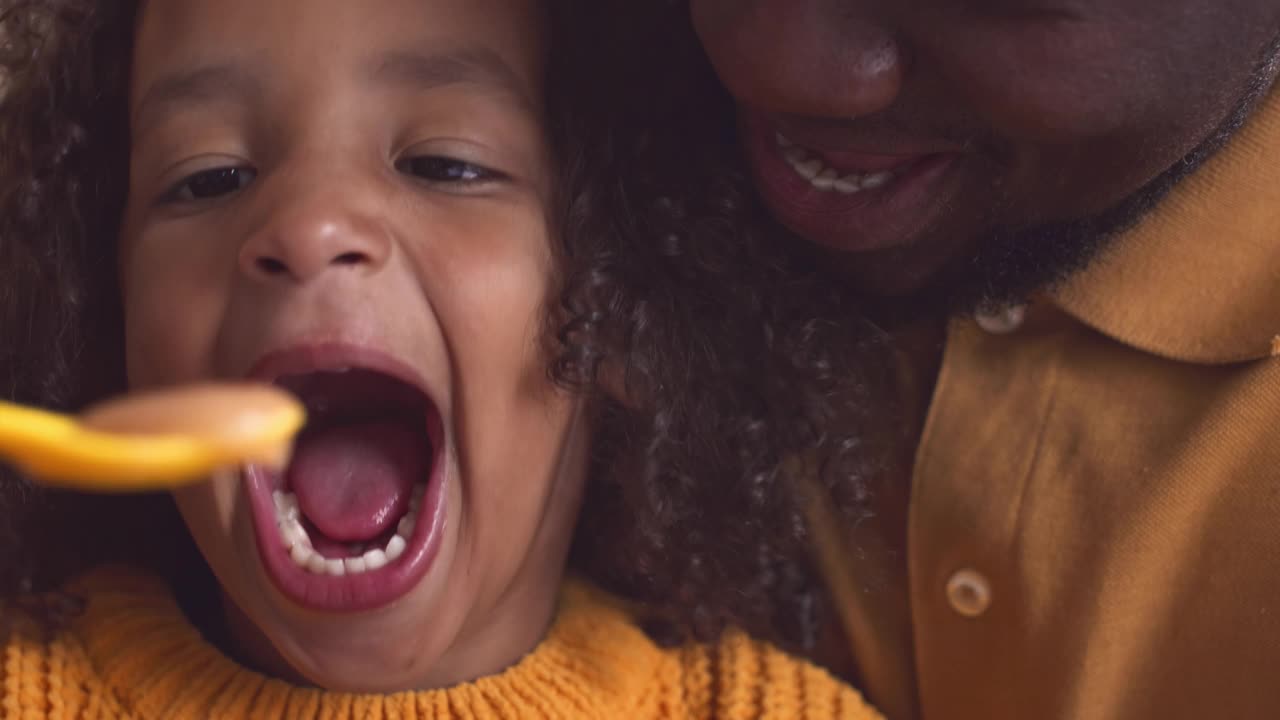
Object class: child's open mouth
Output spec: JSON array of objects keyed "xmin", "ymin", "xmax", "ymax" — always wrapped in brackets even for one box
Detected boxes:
[{"xmin": 242, "ymin": 345, "xmax": 447, "ymax": 613}]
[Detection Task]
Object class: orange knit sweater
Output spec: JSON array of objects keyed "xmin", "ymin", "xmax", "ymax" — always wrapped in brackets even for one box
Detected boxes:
[{"xmin": 1, "ymin": 568, "xmax": 883, "ymax": 719}]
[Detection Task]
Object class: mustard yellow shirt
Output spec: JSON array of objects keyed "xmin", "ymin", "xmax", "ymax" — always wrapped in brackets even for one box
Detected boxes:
[
  {"xmin": 815, "ymin": 89, "xmax": 1280, "ymax": 719},
  {"xmin": 1, "ymin": 567, "xmax": 882, "ymax": 720}
]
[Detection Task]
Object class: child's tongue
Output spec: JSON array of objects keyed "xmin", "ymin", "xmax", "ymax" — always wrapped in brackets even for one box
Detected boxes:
[{"xmin": 287, "ymin": 420, "xmax": 427, "ymax": 546}]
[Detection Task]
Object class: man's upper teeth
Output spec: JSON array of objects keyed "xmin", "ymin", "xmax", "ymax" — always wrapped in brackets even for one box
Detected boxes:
[
  {"xmin": 860, "ymin": 172, "xmax": 892, "ymax": 189},
  {"xmin": 792, "ymin": 156, "xmax": 823, "ymax": 180},
  {"xmin": 813, "ymin": 168, "xmax": 839, "ymax": 190},
  {"xmin": 775, "ymin": 132, "xmax": 896, "ymax": 194}
]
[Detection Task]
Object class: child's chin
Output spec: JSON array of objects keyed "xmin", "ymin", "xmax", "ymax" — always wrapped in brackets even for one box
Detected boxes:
[
  {"xmin": 290, "ymin": 641, "xmax": 443, "ymax": 693},
  {"xmin": 257, "ymin": 579, "xmax": 464, "ymax": 693},
  {"xmin": 289, "ymin": 646, "xmax": 447, "ymax": 694},
  {"xmin": 207, "ymin": 474, "xmax": 469, "ymax": 693}
]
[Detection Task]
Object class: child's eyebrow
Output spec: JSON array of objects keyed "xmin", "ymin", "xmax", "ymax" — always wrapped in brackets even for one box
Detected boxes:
[
  {"xmin": 133, "ymin": 63, "xmax": 261, "ymax": 137},
  {"xmin": 132, "ymin": 46, "xmax": 534, "ymax": 136},
  {"xmin": 369, "ymin": 48, "xmax": 535, "ymax": 112}
]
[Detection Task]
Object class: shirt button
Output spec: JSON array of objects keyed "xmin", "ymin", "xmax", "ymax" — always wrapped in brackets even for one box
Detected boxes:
[
  {"xmin": 946, "ymin": 569, "xmax": 993, "ymax": 618},
  {"xmin": 974, "ymin": 304, "xmax": 1027, "ymax": 334}
]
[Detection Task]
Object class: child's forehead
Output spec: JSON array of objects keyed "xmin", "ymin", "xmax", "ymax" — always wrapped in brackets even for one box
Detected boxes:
[
  {"xmin": 131, "ymin": 0, "xmax": 546, "ymax": 106},
  {"xmin": 131, "ymin": 47, "xmax": 540, "ymax": 138}
]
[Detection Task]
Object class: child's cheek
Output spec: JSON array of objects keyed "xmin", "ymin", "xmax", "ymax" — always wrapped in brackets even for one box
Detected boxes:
[
  {"xmin": 120, "ymin": 230, "xmax": 231, "ymax": 389},
  {"xmin": 172, "ymin": 474, "xmax": 243, "ymax": 581}
]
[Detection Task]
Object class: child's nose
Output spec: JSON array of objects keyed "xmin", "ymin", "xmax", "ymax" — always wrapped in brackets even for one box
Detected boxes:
[{"xmin": 238, "ymin": 193, "xmax": 392, "ymax": 284}]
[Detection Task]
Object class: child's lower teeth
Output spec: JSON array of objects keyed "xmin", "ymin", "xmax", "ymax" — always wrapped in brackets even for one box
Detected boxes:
[{"xmin": 272, "ymin": 486, "xmax": 424, "ymax": 576}]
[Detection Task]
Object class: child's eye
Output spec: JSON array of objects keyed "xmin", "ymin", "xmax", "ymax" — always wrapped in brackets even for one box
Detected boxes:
[
  {"xmin": 162, "ymin": 167, "xmax": 257, "ymax": 204},
  {"xmin": 395, "ymin": 156, "xmax": 504, "ymax": 186}
]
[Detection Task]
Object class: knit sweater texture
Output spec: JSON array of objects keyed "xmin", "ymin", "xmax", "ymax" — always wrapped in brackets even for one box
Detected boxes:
[{"xmin": 1, "ymin": 567, "xmax": 882, "ymax": 719}]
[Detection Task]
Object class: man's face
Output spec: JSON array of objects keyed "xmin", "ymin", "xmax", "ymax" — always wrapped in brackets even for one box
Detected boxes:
[{"xmin": 692, "ymin": 0, "xmax": 1280, "ymax": 305}]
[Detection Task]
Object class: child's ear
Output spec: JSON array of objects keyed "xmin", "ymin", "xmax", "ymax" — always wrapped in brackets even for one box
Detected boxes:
[{"xmin": 596, "ymin": 358, "xmax": 643, "ymax": 411}]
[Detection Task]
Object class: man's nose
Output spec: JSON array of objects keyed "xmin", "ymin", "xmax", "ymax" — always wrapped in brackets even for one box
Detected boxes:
[
  {"xmin": 238, "ymin": 181, "xmax": 393, "ymax": 285},
  {"xmin": 691, "ymin": 0, "xmax": 904, "ymax": 120}
]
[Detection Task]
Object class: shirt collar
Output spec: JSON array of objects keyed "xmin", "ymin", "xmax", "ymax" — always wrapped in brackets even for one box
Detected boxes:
[{"xmin": 1050, "ymin": 87, "xmax": 1280, "ymax": 365}]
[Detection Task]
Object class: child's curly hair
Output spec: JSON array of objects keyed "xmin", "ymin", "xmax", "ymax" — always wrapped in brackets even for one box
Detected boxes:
[{"xmin": 0, "ymin": 0, "xmax": 899, "ymax": 655}]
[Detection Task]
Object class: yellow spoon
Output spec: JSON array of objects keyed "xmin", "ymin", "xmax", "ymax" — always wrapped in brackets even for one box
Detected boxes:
[{"xmin": 0, "ymin": 383, "xmax": 305, "ymax": 492}]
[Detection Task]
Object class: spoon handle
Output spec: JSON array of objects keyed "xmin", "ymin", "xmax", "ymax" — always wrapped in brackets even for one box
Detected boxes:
[{"xmin": 0, "ymin": 385, "xmax": 303, "ymax": 493}]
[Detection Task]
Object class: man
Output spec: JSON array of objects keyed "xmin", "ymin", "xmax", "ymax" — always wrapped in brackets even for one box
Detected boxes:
[{"xmin": 690, "ymin": 2, "xmax": 1280, "ymax": 719}]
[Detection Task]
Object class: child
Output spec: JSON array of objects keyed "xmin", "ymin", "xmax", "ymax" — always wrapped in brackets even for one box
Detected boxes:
[{"xmin": 0, "ymin": 0, "xmax": 889, "ymax": 717}]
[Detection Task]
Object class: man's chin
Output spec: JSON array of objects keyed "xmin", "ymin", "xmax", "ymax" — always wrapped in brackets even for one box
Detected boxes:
[
  {"xmin": 839, "ymin": 45, "xmax": 1277, "ymax": 320},
  {"xmin": 829, "ymin": 244, "xmax": 964, "ymax": 301},
  {"xmin": 881, "ymin": 226, "xmax": 1117, "ymax": 321},
  {"xmin": 794, "ymin": 218, "xmax": 1116, "ymax": 323}
]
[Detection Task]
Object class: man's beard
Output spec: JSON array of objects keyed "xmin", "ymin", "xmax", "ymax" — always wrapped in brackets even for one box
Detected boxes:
[{"xmin": 902, "ymin": 34, "xmax": 1280, "ymax": 319}]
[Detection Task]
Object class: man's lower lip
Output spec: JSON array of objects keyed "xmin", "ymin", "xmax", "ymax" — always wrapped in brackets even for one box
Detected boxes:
[
  {"xmin": 744, "ymin": 124, "xmax": 959, "ymax": 253},
  {"xmin": 244, "ymin": 460, "xmax": 447, "ymax": 613}
]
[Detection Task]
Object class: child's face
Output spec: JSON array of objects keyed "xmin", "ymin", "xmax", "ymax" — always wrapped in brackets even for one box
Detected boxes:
[{"xmin": 120, "ymin": 0, "xmax": 588, "ymax": 692}]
